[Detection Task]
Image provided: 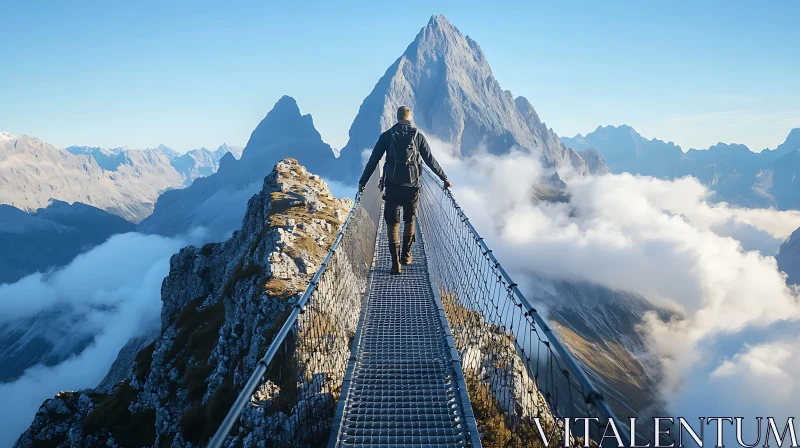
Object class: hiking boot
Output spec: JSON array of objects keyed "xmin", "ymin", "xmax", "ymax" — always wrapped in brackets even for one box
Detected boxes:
[
  {"xmin": 388, "ymin": 222, "xmax": 401, "ymax": 275},
  {"xmin": 389, "ymin": 243, "xmax": 402, "ymax": 275},
  {"xmin": 401, "ymin": 221, "xmax": 415, "ymax": 265}
]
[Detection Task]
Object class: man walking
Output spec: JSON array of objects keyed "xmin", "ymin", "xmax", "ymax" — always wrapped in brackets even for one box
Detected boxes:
[{"xmin": 358, "ymin": 106, "xmax": 451, "ymax": 275}]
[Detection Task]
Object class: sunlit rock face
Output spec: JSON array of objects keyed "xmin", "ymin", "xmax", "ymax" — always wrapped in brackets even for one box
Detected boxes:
[{"xmin": 15, "ymin": 159, "xmax": 362, "ymax": 447}]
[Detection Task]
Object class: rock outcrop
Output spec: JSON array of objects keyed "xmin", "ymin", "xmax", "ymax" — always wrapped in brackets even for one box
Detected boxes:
[{"xmin": 15, "ymin": 159, "xmax": 365, "ymax": 447}]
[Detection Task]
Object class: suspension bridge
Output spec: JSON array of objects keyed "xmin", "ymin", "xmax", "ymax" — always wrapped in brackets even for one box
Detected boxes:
[{"xmin": 207, "ymin": 168, "xmax": 628, "ymax": 447}]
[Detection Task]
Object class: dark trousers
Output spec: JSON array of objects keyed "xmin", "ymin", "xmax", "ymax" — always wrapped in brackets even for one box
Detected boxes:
[{"xmin": 383, "ymin": 184, "xmax": 419, "ymax": 225}]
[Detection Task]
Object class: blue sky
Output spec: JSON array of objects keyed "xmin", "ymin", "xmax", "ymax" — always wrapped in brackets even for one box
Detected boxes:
[{"xmin": 1, "ymin": 0, "xmax": 798, "ymax": 153}]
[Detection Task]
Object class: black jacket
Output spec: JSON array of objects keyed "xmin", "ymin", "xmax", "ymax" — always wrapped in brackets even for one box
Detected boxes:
[{"xmin": 358, "ymin": 121, "xmax": 448, "ymax": 187}]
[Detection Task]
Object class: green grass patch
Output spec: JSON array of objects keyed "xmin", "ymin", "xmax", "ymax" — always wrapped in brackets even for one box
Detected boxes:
[
  {"xmin": 179, "ymin": 375, "xmax": 238, "ymax": 445},
  {"xmin": 221, "ymin": 258, "xmax": 264, "ymax": 298},
  {"xmin": 263, "ymin": 278, "xmax": 297, "ymax": 299},
  {"xmin": 31, "ymin": 434, "xmax": 66, "ymax": 448},
  {"xmin": 167, "ymin": 295, "xmax": 225, "ymax": 378},
  {"xmin": 134, "ymin": 341, "xmax": 156, "ymax": 382},
  {"xmin": 200, "ymin": 243, "xmax": 217, "ymax": 256},
  {"xmin": 82, "ymin": 381, "xmax": 157, "ymax": 448}
]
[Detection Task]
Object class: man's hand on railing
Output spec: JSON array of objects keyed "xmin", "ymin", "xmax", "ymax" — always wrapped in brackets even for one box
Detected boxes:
[{"xmin": 443, "ymin": 178, "xmax": 452, "ymax": 189}]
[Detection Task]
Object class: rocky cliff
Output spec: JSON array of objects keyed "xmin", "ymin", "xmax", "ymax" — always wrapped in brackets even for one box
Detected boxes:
[{"xmin": 14, "ymin": 159, "xmax": 360, "ymax": 447}]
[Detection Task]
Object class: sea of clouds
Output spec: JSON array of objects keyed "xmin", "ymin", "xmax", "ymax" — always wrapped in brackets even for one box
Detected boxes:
[
  {"xmin": 2, "ymin": 140, "xmax": 799, "ymax": 445},
  {"xmin": 428, "ymin": 138, "xmax": 800, "ymax": 441},
  {"xmin": 0, "ymin": 229, "xmax": 207, "ymax": 446}
]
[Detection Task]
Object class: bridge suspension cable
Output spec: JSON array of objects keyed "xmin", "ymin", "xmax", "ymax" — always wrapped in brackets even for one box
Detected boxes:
[
  {"xmin": 416, "ymin": 167, "xmax": 628, "ymax": 446},
  {"xmin": 208, "ymin": 167, "xmax": 627, "ymax": 447}
]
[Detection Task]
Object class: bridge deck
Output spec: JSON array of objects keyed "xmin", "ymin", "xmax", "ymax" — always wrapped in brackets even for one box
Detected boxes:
[{"xmin": 329, "ymin": 217, "xmax": 481, "ymax": 447}]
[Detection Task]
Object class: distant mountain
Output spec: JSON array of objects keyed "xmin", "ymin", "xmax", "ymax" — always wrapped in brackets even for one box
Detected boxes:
[
  {"xmin": 777, "ymin": 226, "xmax": 800, "ymax": 285},
  {"xmin": 98, "ymin": 334, "xmax": 158, "ymax": 389},
  {"xmin": 337, "ymin": 15, "xmax": 606, "ymax": 183},
  {"xmin": 1, "ymin": 133, "xmax": 240, "ymax": 223},
  {"xmin": 0, "ymin": 201, "xmax": 135, "ymax": 285},
  {"xmin": 533, "ymin": 278, "xmax": 674, "ymax": 420},
  {"xmin": 138, "ymin": 96, "xmax": 338, "ymax": 238},
  {"xmin": 0, "ymin": 201, "xmax": 136, "ymax": 384},
  {"xmin": 0, "ymin": 308, "xmax": 97, "ymax": 385},
  {"xmin": 66, "ymin": 143, "xmax": 242, "ymax": 187},
  {"xmin": 562, "ymin": 126, "xmax": 800, "ymax": 209},
  {"xmin": 769, "ymin": 128, "xmax": 800, "ymax": 159},
  {"xmin": 164, "ymin": 144, "xmax": 242, "ymax": 182}
]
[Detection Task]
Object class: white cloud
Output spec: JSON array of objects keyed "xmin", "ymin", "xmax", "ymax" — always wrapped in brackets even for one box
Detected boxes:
[
  {"xmin": 322, "ymin": 177, "xmax": 357, "ymax": 202},
  {"xmin": 427, "ymin": 139, "xmax": 800, "ymax": 428},
  {"xmin": 670, "ymin": 335, "xmax": 800, "ymax": 446},
  {"xmin": 0, "ymin": 231, "xmax": 202, "ymax": 446}
]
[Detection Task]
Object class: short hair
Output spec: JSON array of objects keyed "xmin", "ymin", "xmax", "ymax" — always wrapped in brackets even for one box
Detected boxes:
[{"xmin": 397, "ymin": 106, "xmax": 412, "ymax": 121}]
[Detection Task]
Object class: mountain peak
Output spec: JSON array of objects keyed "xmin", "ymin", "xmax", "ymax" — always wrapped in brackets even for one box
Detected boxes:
[
  {"xmin": 242, "ymin": 96, "xmax": 321, "ymax": 159},
  {"xmin": 427, "ymin": 14, "xmax": 452, "ymax": 28},
  {"xmin": 773, "ymin": 128, "xmax": 800, "ymax": 155},
  {"xmin": 156, "ymin": 144, "xmax": 180, "ymax": 158},
  {"xmin": 215, "ymin": 143, "xmax": 243, "ymax": 159},
  {"xmin": 0, "ymin": 131, "xmax": 14, "ymax": 142},
  {"xmin": 409, "ymin": 13, "xmax": 477, "ymax": 59},
  {"xmin": 596, "ymin": 124, "xmax": 634, "ymax": 132},
  {"xmin": 336, "ymin": 15, "xmax": 601, "ymax": 182},
  {"xmin": 783, "ymin": 128, "xmax": 800, "ymax": 145},
  {"xmin": 272, "ymin": 95, "xmax": 301, "ymax": 115}
]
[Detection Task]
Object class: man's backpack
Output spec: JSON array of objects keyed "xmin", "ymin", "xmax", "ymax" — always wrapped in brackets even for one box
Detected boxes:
[{"xmin": 381, "ymin": 128, "xmax": 421, "ymax": 188}]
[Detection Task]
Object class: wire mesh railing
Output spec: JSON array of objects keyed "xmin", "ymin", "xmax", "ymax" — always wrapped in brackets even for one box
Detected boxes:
[
  {"xmin": 417, "ymin": 168, "xmax": 628, "ymax": 447},
  {"xmin": 210, "ymin": 162, "xmax": 631, "ymax": 447},
  {"xmin": 208, "ymin": 172, "xmax": 382, "ymax": 448}
]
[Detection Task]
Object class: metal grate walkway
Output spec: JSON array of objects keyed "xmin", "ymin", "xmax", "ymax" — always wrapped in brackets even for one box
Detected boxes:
[{"xmin": 329, "ymin": 216, "xmax": 481, "ymax": 447}]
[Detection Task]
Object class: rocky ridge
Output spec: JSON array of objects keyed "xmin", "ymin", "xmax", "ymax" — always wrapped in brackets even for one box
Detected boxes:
[{"xmin": 14, "ymin": 159, "xmax": 361, "ymax": 447}]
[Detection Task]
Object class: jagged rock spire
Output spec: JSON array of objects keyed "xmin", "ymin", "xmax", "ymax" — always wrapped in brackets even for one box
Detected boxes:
[{"xmin": 241, "ymin": 95, "xmax": 326, "ymax": 160}]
